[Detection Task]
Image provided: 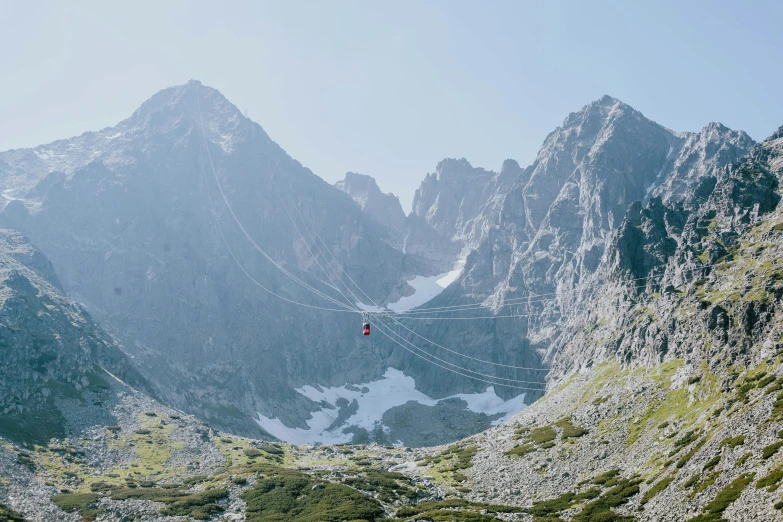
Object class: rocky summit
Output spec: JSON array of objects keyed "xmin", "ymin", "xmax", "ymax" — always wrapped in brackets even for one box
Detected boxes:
[{"xmin": 1, "ymin": 80, "xmax": 783, "ymax": 521}]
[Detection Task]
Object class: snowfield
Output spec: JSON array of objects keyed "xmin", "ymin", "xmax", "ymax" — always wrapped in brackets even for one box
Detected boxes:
[
  {"xmin": 254, "ymin": 367, "xmax": 526, "ymax": 444},
  {"xmin": 386, "ymin": 261, "xmax": 464, "ymax": 312}
]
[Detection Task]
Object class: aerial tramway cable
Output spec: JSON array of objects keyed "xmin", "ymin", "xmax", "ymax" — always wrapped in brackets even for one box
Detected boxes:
[
  {"xmin": 275, "ymin": 186, "xmax": 552, "ymax": 374},
  {"xmin": 196, "ymin": 95, "xmax": 360, "ymax": 312}
]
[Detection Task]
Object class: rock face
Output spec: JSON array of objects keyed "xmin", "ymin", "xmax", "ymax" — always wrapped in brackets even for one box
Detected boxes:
[
  {"xmin": 405, "ymin": 158, "xmax": 520, "ymax": 269},
  {"xmin": 450, "ymin": 125, "xmax": 783, "ymax": 521},
  {"xmin": 0, "ymin": 229, "xmax": 149, "ymax": 445},
  {"xmin": 0, "ymin": 81, "xmax": 419, "ymax": 438},
  {"xmin": 389, "ymin": 96, "xmax": 754, "ymax": 402},
  {"xmin": 0, "ymin": 84, "xmax": 759, "ymax": 446},
  {"xmin": 649, "ymin": 122, "xmax": 755, "ymax": 204},
  {"xmin": 335, "ymin": 172, "xmax": 407, "ymax": 248}
]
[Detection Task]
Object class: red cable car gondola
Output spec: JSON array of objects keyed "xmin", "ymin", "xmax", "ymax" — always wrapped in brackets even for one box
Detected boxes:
[{"xmin": 362, "ymin": 312, "xmax": 371, "ymax": 336}]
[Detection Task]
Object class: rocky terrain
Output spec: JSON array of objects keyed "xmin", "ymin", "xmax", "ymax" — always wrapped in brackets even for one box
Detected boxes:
[
  {"xmin": 0, "ymin": 82, "xmax": 759, "ymax": 445},
  {"xmin": 3, "ymin": 79, "xmax": 783, "ymax": 520}
]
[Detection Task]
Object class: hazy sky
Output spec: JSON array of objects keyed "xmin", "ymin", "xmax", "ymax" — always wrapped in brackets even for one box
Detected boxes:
[{"xmin": 2, "ymin": 1, "xmax": 781, "ymax": 210}]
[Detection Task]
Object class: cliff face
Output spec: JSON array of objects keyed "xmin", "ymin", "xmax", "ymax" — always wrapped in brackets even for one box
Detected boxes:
[
  {"xmin": 385, "ymin": 97, "xmax": 754, "ymax": 403},
  {"xmin": 0, "ymin": 229, "xmax": 149, "ymax": 445},
  {"xmin": 335, "ymin": 172, "xmax": 407, "ymax": 248},
  {"xmin": 0, "ymin": 84, "xmax": 761, "ymax": 447},
  {"xmin": 432, "ymin": 127, "xmax": 783, "ymax": 521},
  {"xmin": 0, "ymin": 81, "xmax": 420, "ymax": 438}
]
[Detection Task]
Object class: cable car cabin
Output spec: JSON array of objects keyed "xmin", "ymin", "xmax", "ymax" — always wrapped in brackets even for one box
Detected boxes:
[{"xmin": 361, "ymin": 311, "xmax": 371, "ymax": 336}]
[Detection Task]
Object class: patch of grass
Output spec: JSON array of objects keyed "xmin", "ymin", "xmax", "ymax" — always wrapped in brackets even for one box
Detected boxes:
[
  {"xmin": 677, "ymin": 439, "xmax": 707, "ymax": 468},
  {"xmin": 343, "ymin": 470, "xmax": 417, "ymax": 503},
  {"xmin": 527, "ymin": 489, "xmax": 602, "ymax": 517},
  {"xmin": 763, "ymin": 441, "xmax": 783, "ymax": 459},
  {"xmin": 686, "ymin": 473, "xmax": 755, "ymax": 521},
  {"xmin": 756, "ymin": 467, "xmax": 783, "ymax": 491},
  {"xmin": 397, "ymin": 498, "xmax": 523, "ymax": 519},
  {"xmin": 555, "ymin": 418, "xmax": 588, "ymax": 439},
  {"xmin": 736, "ymin": 453, "xmax": 752, "ymax": 466},
  {"xmin": 684, "ymin": 474, "xmax": 701, "ymax": 488},
  {"xmin": 593, "ymin": 469, "xmax": 620, "ymax": 485},
  {"xmin": 241, "ymin": 465, "xmax": 384, "ymax": 522},
  {"xmin": 0, "ymin": 502, "xmax": 29, "ymax": 521},
  {"xmin": 693, "ymin": 471, "xmax": 720, "ymax": 495},
  {"xmin": 159, "ymin": 488, "xmax": 228, "ymax": 520},
  {"xmin": 641, "ymin": 476, "xmax": 674, "ymax": 505},
  {"xmin": 258, "ymin": 444, "xmax": 285, "ymax": 456},
  {"xmin": 51, "ymin": 493, "xmax": 100, "ymax": 519},
  {"xmin": 672, "ymin": 430, "xmax": 699, "ymax": 453},
  {"xmin": 572, "ymin": 478, "xmax": 641, "ymax": 522},
  {"xmin": 505, "ymin": 443, "xmax": 536, "ymax": 457},
  {"xmin": 703, "ymin": 455, "xmax": 721, "ymax": 471},
  {"xmin": 720, "ymin": 435, "xmax": 745, "ymax": 449},
  {"xmin": 528, "ymin": 426, "xmax": 557, "ymax": 445}
]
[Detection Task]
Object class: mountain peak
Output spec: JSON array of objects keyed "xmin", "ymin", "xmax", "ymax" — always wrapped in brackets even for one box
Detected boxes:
[
  {"xmin": 125, "ymin": 80, "xmax": 241, "ymax": 128},
  {"xmin": 335, "ymin": 172, "xmax": 406, "ymax": 236}
]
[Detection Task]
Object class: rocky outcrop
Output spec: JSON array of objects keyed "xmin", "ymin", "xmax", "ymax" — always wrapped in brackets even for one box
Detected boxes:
[
  {"xmin": 0, "ymin": 81, "xmax": 420, "ymax": 438},
  {"xmin": 335, "ymin": 172, "xmax": 407, "ymax": 247},
  {"xmin": 650, "ymin": 122, "xmax": 755, "ymax": 204},
  {"xmin": 0, "ymin": 229, "xmax": 150, "ymax": 445},
  {"xmin": 405, "ymin": 158, "xmax": 520, "ymax": 269},
  {"xmin": 389, "ymin": 97, "xmax": 754, "ymax": 403}
]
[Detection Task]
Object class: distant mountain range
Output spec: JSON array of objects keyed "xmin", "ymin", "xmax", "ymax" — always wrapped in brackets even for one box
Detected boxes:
[{"xmin": 0, "ymin": 81, "xmax": 755, "ymax": 446}]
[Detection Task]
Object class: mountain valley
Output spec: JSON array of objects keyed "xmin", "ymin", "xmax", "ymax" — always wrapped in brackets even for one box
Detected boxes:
[{"xmin": 2, "ymin": 81, "xmax": 783, "ymax": 521}]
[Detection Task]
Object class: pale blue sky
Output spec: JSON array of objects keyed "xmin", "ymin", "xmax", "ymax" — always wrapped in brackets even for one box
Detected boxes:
[{"xmin": 1, "ymin": 0, "xmax": 781, "ymax": 210}]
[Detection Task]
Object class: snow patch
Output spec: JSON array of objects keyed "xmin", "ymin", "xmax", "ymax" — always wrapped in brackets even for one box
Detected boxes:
[
  {"xmin": 386, "ymin": 261, "xmax": 464, "ymax": 312},
  {"xmin": 402, "ymin": 230, "xmax": 410, "ymax": 254},
  {"xmin": 254, "ymin": 367, "xmax": 526, "ymax": 444}
]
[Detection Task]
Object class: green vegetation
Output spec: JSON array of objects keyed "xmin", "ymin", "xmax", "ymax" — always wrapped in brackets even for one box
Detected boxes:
[
  {"xmin": 528, "ymin": 426, "xmax": 557, "ymax": 445},
  {"xmin": 641, "ymin": 476, "xmax": 674, "ymax": 505},
  {"xmin": 763, "ymin": 441, "xmax": 783, "ymax": 459},
  {"xmin": 400, "ymin": 509, "xmax": 499, "ymax": 521},
  {"xmin": 418, "ymin": 444, "xmax": 477, "ymax": 470},
  {"xmin": 686, "ymin": 473, "xmax": 755, "ymax": 522},
  {"xmin": 396, "ymin": 498, "xmax": 523, "ymax": 520},
  {"xmin": 555, "ymin": 417, "xmax": 588, "ymax": 439},
  {"xmin": 684, "ymin": 474, "xmax": 700, "ymax": 488},
  {"xmin": 0, "ymin": 503, "xmax": 29, "ymax": 522},
  {"xmin": 507, "ymin": 419, "xmax": 585, "ymax": 458},
  {"xmin": 692, "ymin": 471, "xmax": 720, "ymax": 495},
  {"xmin": 505, "ymin": 443, "xmax": 536, "ymax": 457},
  {"xmin": 51, "ymin": 493, "xmax": 100, "ymax": 519},
  {"xmin": 592, "ymin": 469, "xmax": 621, "ymax": 486},
  {"xmin": 258, "ymin": 444, "xmax": 285, "ymax": 455},
  {"xmin": 160, "ymin": 488, "xmax": 228, "ymax": 519},
  {"xmin": 343, "ymin": 470, "xmax": 417, "ymax": 503},
  {"xmin": 241, "ymin": 465, "xmax": 384, "ymax": 522},
  {"xmin": 736, "ymin": 453, "xmax": 752, "ymax": 466},
  {"xmin": 677, "ymin": 439, "xmax": 707, "ymax": 468},
  {"xmin": 572, "ymin": 478, "xmax": 641, "ymax": 522},
  {"xmin": 720, "ymin": 435, "xmax": 745, "ymax": 449},
  {"xmin": 756, "ymin": 467, "xmax": 783, "ymax": 491},
  {"xmin": 527, "ymin": 489, "xmax": 601, "ymax": 517},
  {"xmin": 523, "ymin": 474, "xmax": 640, "ymax": 521},
  {"xmin": 703, "ymin": 455, "xmax": 721, "ymax": 471},
  {"xmin": 671, "ymin": 430, "xmax": 699, "ymax": 454}
]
